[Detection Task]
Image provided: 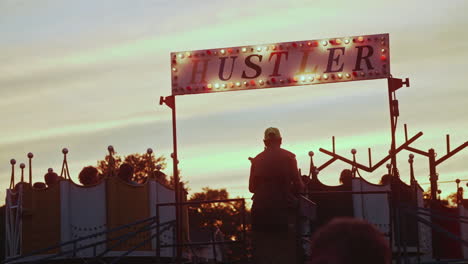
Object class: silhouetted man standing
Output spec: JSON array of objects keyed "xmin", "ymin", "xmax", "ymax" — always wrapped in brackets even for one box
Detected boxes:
[{"xmin": 249, "ymin": 127, "xmax": 303, "ymax": 264}]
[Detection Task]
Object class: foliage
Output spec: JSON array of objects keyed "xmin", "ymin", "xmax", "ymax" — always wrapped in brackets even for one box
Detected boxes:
[
  {"xmin": 423, "ymin": 187, "xmax": 459, "ymax": 208},
  {"xmin": 96, "ymin": 152, "xmax": 167, "ymax": 184},
  {"xmin": 188, "ymin": 187, "xmax": 251, "ymax": 262}
]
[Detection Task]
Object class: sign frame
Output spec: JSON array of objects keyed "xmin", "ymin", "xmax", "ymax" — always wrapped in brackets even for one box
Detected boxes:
[{"xmin": 171, "ymin": 33, "xmax": 390, "ymax": 96}]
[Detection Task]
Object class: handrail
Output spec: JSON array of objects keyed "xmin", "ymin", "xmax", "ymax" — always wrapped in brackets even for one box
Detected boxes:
[
  {"xmin": 31, "ymin": 220, "xmax": 158, "ymax": 264},
  {"xmin": 109, "ymin": 223, "xmax": 175, "ymax": 264},
  {"xmin": 400, "ymin": 207, "xmax": 468, "ymax": 248},
  {"xmin": 3, "ymin": 217, "xmax": 172, "ymax": 264}
]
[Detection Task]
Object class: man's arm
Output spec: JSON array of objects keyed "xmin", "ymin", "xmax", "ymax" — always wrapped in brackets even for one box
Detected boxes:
[
  {"xmin": 249, "ymin": 161, "xmax": 256, "ymax": 194},
  {"xmin": 291, "ymin": 157, "xmax": 305, "ymax": 193}
]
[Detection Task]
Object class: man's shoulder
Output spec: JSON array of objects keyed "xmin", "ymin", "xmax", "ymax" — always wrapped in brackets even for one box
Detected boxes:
[
  {"xmin": 253, "ymin": 148, "xmax": 296, "ymax": 160},
  {"xmin": 279, "ymin": 148, "xmax": 296, "ymax": 159}
]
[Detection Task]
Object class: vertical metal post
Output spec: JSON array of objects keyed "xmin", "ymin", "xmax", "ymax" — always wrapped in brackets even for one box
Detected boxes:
[
  {"xmin": 446, "ymin": 134, "xmax": 450, "ymax": 154},
  {"xmin": 170, "ymin": 96, "xmax": 182, "ymax": 263},
  {"xmin": 387, "ymin": 193, "xmax": 394, "ymax": 258},
  {"xmin": 241, "ymin": 200, "xmax": 247, "ymax": 242},
  {"xmin": 388, "ymin": 78, "xmax": 402, "ymax": 264},
  {"xmin": 10, "ymin": 160, "xmax": 16, "ymax": 189},
  {"xmin": 428, "ymin": 149, "xmax": 437, "ymax": 201},
  {"xmin": 28, "ymin": 153, "xmax": 33, "ymax": 186},
  {"xmin": 332, "ymin": 136, "xmax": 335, "ymax": 153},
  {"xmin": 156, "ymin": 205, "xmax": 161, "ymax": 263},
  {"xmin": 240, "ymin": 199, "xmax": 248, "ymax": 262},
  {"xmin": 387, "ymin": 78, "xmax": 398, "ymax": 178},
  {"xmin": 211, "ymin": 230, "xmax": 217, "ymax": 263},
  {"xmin": 404, "ymin": 124, "xmax": 408, "ymax": 142}
]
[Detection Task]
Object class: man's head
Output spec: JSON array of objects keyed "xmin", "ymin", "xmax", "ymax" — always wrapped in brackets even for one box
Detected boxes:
[
  {"xmin": 44, "ymin": 171, "xmax": 60, "ymax": 187},
  {"xmin": 78, "ymin": 166, "xmax": 100, "ymax": 186},
  {"xmin": 310, "ymin": 217, "xmax": 391, "ymax": 264},
  {"xmin": 263, "ymin": 127, "xmax": 282, "ymax": 148},
  {"xmin": 118, "ymin": 163, "xmax": 134, "ymax": 182}
]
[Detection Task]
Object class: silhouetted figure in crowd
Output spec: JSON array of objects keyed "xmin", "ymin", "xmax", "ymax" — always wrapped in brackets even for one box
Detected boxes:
[
  {"xmin": 310, "ymin": 217, "xmax": 391, "ymax": 264},
  {"xmin": 78, "ymin": 166, "xmax": 100, "ymax": 186},
  {"xmin": 339, "ymin": 169, "xmax": 353, "ymax": 186},
  {"xmin": 33, "ymin": 182, "xmax": 47, "ymax": 189},
  {"xmin": 44, "ymin": 171, "xmax": 62, "ymax": 187},
  {"xmin": 249, "ymin": 127, "xmax": 304, "ymax": 264},
  {"xmin": 151, "ymin": 169, "xmax": 168, "ymax": 184},
  {"xmin": 380, "ymin": 174, "xmax": 391, "ymax": 185},
  {"xmin": 117, "ymin": 163, "xmax": 136, "ymax": 184}
]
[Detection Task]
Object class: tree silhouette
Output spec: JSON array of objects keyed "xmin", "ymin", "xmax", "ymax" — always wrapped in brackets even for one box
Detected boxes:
[
  {"xmin": 96, "ymin": 152, "xmax": 167, "ymax": 184},
  {"xmin": 189, "ymin": 187, "xmax": 251, "ymax": 261}
]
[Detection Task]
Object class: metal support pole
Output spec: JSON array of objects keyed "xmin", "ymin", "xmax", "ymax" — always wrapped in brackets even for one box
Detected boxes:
[
  {"xmin": 388, "ymin": 78, "xmax": 400, "ymax": 264},
  {"xmin": 156, "ymin": 205, "xmax": 161, "ymax": 263},
  {"xmin": 170, "ymin": 96, "xmax": 182, "ymax": 263},
  {"xmin": 387, "ymin": 78, "xmax": 398, "ymax": 178},
  {"xmin": 211, "ymin": 230, "xmax": 217, "ymax": 263},
  {"xmin": 429, "ymin": 149, "xmax": 437, "ymax": 201},
  {"xmin": 28, "ymin": 153, "xmax": 33, "ymax": 186}
]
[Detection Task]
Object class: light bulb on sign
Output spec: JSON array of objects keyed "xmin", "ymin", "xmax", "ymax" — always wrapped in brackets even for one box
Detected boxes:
[
  {"xmin": 322, "ymin": 40, "xmax": 328, "ymax": 46},
  {"xmin": 236, "ymin": 82, "xmax": 241, "ymax": 87},
  {"xmin": 323, "ymin": 74, "xmax": 329, "ymax": 80},
  {"xmin": 337, "ymin": 73, "xmax": 343, "ymax": 79},
  {"xmin": 241, "ymin": 47, "xmax": 247, "ymax": 53},
  {"xmin": 220, "ymin": 49, "xmax": 226, "ymax": 55},
  {"xmin": 214, "ymin": 83, "xmax": 220, "ymax": 89},
  {"xmin": 344, "ymin": 39, "xmax": 350, "ymax": 44}
]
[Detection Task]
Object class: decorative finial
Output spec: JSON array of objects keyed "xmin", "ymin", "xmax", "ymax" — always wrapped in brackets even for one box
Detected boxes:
[
  {"xmin": 108, "ymin": 145, "xmax": 114, "ymax": 152},
  {"xmin": 456, "ymin": 179, "xmax": 461, "ymax": 184},
  {"xmin": 20, "ymin": 163, "xmax": 25, "ymax": 169},
  {"xmin": 10, "ymin": 159, "xmax": 16, "ymax": 165},
  {"xmin": 409, "ymin": 153, "xmax": 414, "ymax": 159},
  {"xmin": 147, "ymin": 148, "xmax": 153, "ymax": 154},
  {"xmin": 386, "ymin": 163, "xmax": 391, "ymax": 169},
  {"xmin": 62, "ymin": 148, "xmax": 69, "ymax": 154},
  {"xmin": 171, "ymin": 153, "xmax": 175, "ymax": 159},
  {"xmin": 156, "ymin": 164, "xmax": 162, "ymax": 170},
  {"xmin": 308, "ymin": 151, "xmax": 314, "ymax": 157},
  {"xmin": 48, "ymin": 168, "xmax": 53, "ymax": 173},
  {"xmin": 351, "ymin": 149, "xmax": 357, "ymax": 155},
  {"xmin": 437, "ymin": 189, "xmax": 442, "ymax": 194},
  {"xmin": 28, "ymin": 152, "xmax": 34, "ymax": 158}
]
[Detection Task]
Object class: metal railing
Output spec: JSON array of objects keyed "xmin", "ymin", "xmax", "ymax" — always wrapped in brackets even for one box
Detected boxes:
[
  {"xmin": 3, "ymin": 216, "xmax": 175, "ymax": 264},
  {"xmin": 156, "ymin": 198, "xmax": 248, "ymax": 264}
]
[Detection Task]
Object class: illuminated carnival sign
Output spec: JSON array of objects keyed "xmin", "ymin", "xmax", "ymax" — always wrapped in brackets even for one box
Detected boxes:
[{"xmin": 170, "ymin": 33, "xmax": 390, "ymax": 95}]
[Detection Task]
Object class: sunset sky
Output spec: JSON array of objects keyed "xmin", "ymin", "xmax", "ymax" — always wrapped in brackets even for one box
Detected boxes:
[{"xmin": 1, "ymin": 0, "xmax": 467, "ymax": 202}]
